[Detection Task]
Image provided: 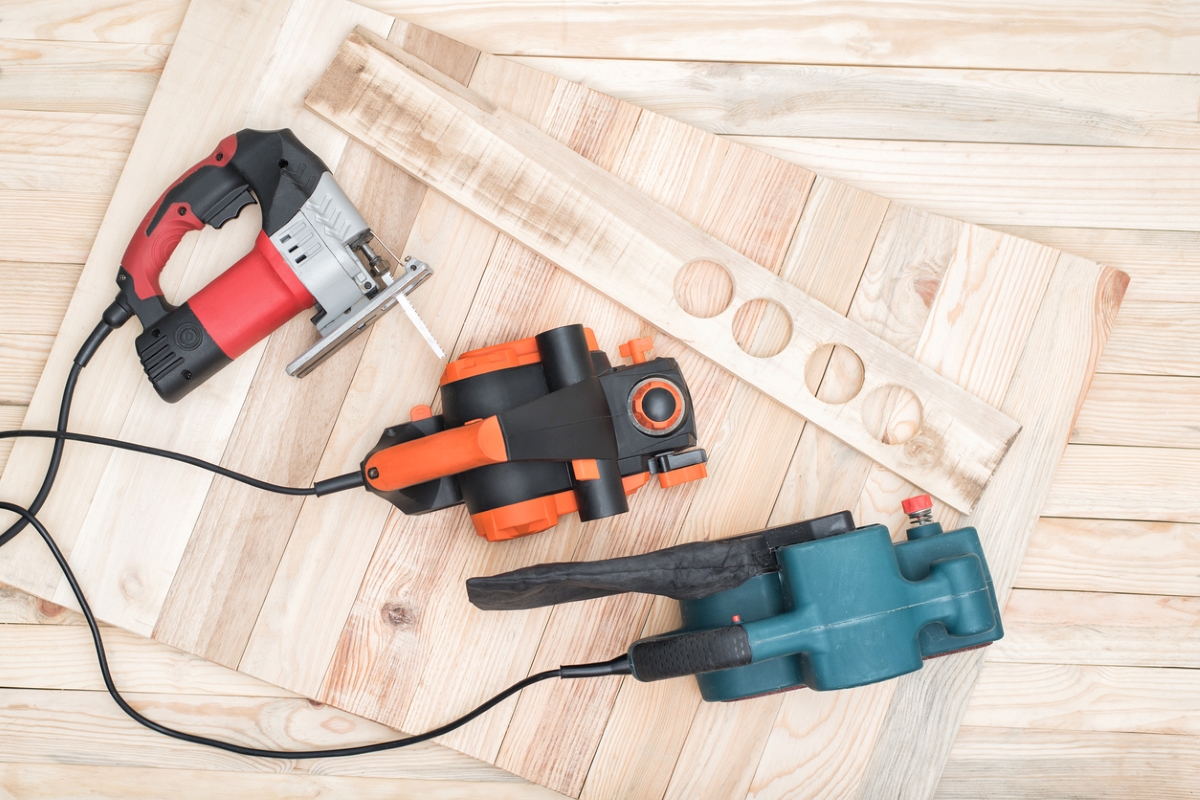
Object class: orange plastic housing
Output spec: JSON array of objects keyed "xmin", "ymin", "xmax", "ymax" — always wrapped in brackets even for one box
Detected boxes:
[
  {"xmin": 471, "ymin": 473, "xmax": 651, "ymax": 542},
  {"xmin": 441, "ymin": 328, "xmax": 601, "ymax": 385}
]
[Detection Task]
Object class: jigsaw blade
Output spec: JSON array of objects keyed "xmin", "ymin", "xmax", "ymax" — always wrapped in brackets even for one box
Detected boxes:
[{"xmin": 396, "ymin": 291, "xmax": 444, "ymax": 359}]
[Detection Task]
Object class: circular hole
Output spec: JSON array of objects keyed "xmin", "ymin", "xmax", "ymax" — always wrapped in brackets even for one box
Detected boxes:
[
  {"xmin": 177, "ymin": 206, "xmax": 187, "ymax": 215},
  {"xmin": 674, "ymin": 260, "xmax": 734, "ymax": 318},
  {"xmin": 278, "ymin": 159, "xmax": 289, "ymax": 169},
  {"xmin": 861, "ymin": 384, "xmax": 923, "ymax": 445},
  {"xmin": 181, "ymin": 369, "xmax": 193, "ymax": 381},
  {"xmin": 215, "ymin": 152, "xmax": 224, "ymax": 162},
  {"xmin": 732, "ymin": 298, "xmax": 792, "ymax": 358},
  {"xmin": 804, "ymin": 344, "xmax": 864, "ymax": 404}
]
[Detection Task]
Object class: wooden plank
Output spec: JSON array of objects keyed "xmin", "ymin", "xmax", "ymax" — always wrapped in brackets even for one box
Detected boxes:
[
  {"xmin": 0, "ymin": 334, "xmax": 54, "ymax": 405},
  {"xmin": 308, "ymin": 28, "xmax": 1021, "ymax": 513},
  {"xmin": 849, "ymin": 258, "xmax": 1128, "ymax": 800},
  {"xmin": 990, "ymin": 589, "xmax": 1200, "ymax": 668},
  {"xmin": 740, "ymin": 136, "xmax": 1200, "ymax": 231},
  {"xmin": 0, "ymin": 262, "xmax": 83, "ymax": 335},
  {"xmin": 1097, "ymin": 301, "xmax": 1200, "ymax": 377},
  {"xmin": 0, "ymin": 191, "xmax": 107, "ymax": 264},
  {"xmin": 0, "ymin": 623, "xmax": 296, "ymax": 697},
  {"xmin": 966, "ymin": 662, "xmax": 1200, "ymax": 736},
  {"xmin": 0, "ymin": 406, "xmax": 26, "ymax": 475},
  {"xmin": 0, "ymin": 763, "xmax": 565, "ymax": 800},
  {"xmin": 513, "ymin": 57, "xmax": 1200, "ymax": 148},
  {"xmin": 936, "ymin": 727, "xmax": 1200, "ymax": 800},
  {"xmin": 0, "ymin": 585, "xmax": 76, "ymax": 626},
  {"xmin": 359, "ymin": 1, "xmax": 1200, "ymax": 73},
  {"xmin": 0, "ymin": 0, "xmax": 187, "ymax": 43},
  {"xmin": 997, "ymin": 226, "xmax": 1200, "ymax": 304},
  {"xmin": 1044, "ymin": 445, "xmax": 1200, "ymax": 523},
  {"xmin": 1016, "ymin": 518, "xmax": 1200, "ymax": 597},
  {"xmin": 0, "ymin": 40, "xmax": 166, "ymax": 115},
  {"xmin": 1071, "ymin": 374, "xmax": 1200, "ymax": 449},
  {"xmin": 0, "ymin": 111, "xmax": 138, "ymax": 194},
  {"xmin": 0, "ymin": 687, "xmax": 523, "ymax": 782}
]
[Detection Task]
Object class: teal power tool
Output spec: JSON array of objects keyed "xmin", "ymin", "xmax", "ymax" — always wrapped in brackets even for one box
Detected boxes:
[{"xmin": 467, "ymin": 496, "xmax": 1003, "ymax": 700}]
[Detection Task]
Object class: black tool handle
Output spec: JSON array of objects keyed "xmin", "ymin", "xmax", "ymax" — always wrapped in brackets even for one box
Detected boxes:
[{"xmin": 628, "ymin": 626, "xmax": 752, "ymax": 682}]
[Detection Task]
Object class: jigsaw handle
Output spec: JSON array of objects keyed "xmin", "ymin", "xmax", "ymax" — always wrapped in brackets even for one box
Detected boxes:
[{"xmin": 628, "ymin": 626, "xmax": 752, "ymax": 683}]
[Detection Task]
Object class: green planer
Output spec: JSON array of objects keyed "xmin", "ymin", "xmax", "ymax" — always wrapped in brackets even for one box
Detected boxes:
[{"xmin": 467, "ymin": 497, "xmax": 1003, "ymax": 701}]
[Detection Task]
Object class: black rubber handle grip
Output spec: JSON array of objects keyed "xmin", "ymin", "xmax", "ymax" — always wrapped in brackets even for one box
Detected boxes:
[{"xmin": 628, "ymin": 626, "xmax": 752, "ymax": 683}]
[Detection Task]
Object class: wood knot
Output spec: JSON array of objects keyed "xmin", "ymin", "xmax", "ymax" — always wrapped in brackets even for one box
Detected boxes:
[{"xmin": 381, "ymin": 602, "xmax": 417, "ymax": 628}]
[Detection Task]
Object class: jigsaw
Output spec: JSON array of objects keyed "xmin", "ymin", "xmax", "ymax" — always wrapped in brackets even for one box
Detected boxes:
[
  {"xmin": 113, "ymin": 128, "xmax": 441, "ymax": 402},
  {"xmin": 468, "ymin": 496, "xmax": 1004, "ymax": 698}
]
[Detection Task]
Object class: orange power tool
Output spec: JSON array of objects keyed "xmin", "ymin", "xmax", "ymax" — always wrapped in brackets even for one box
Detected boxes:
[{"xmin": 357, "ymin": 324, "xmax": 708, "ymax": 541}]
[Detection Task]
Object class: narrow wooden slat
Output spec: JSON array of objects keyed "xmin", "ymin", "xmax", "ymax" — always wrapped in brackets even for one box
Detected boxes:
[
  {"xmin": 1016, "ymin": 518, "xmax": 1200, "ymax": 597},
  {"xmin": 0, "ymin": 334, "xmax": 54, "ymax": 405},
  {"xmin": 0, "ymin": 261, "xmax": 83, "ymax": 335},
  {"xmin": 0, "ymin": 687, "xmax": 521, "ymax": 781},
  {"xmin": 0, "ymin": 0, "xmax": 187, "ymax": 43},
  {"xmin": 936, "ymin": 727, "xmax": 1200, "ymax": 800},
  {"xmin": 0, "ymin": 406, "xmax": 27, "ymax": 475},
  {"xmin": 966, "ymin": 662, "xmax": 1200, "ymax": 736},
  {"xmin": 0, "ymin": 191, "xmax": 107, "ymax": 263},
  {"xmin": 360, "ymin": 1, "xmax": 1200, "ymax": 73},
  {"xmin": 850, "ymin": 259, "xmax": 1127, "ymax": 800},
  {"xmin": 0, "ymin": 623, "xmax": 296, "ymax": 697},
  {"xmin": 741, "ymin": 136, "xmax": 1200, "ymax": 231},
  {"xmin": 1097, "ymin": 301, "xmax": 1200, "ymax": 377},
  {"xmin": 0, "ymin": 111, "xmax": 138, "ymax": 195},
  {"xmin": 0, "ymin": 40, "xmax": 167, "ymax": 115},
  {"xmin": 989, "ymin": 589, "xmax": 1200, "ymax": 668},
  {"xmin": 0, "ymin": 763, "xmax": 565, "ymax": 800},
  {"xmin": 998, "ymin": 226, "xmax": 1200, "ymax": 304},
  {"xmin": 1044, "ymin": 445, "xmax": 1200, "ymax": 523},
  {"xmin": 308, "ymin": 28, "xmax": 1021, "ymax": 513},
  {"xmin": 514, "ymin": 57, "xmax": 1200, "ymax": 148},
  {"xmin": 1071, "ymin": 374, "xmax": 1200, "ymax": 449},
  {"xmin": 0, "ymin": 585, "xmax": 79, "ymax": 625}
]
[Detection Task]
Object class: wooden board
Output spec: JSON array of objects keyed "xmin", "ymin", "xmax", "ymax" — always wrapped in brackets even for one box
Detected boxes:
[{"xmin": 0, "ymin": 0, "xmax": 1125, "ymax": 797}]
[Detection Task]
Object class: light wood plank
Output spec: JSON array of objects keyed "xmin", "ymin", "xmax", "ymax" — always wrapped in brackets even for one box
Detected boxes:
[
  {"xmin": 0, "ymin": 261, "xmax": 83, "ymax": 336},
  {"xmin": 0, "ymin": 762, "xmax": 563, "ymax": 800},
  {"xmin": 1097, "ymin": 301, "xmax": 1200, "ymax": 377},
  {"xmin": 1017, "ymin": 518, "xmax": 1200, "ymax": 598},
  {"xmin": 936, "ymin": 727, "xmax": 1200, "ymax": 800},
  {"xmin": 849, "ymin": 259, "xmax": 1127, "ymax": 800},
  {"xmin": 0, "ymin": 687, "xmax": 522, "ymax": 781},
  {"xmin": 360, "ymin": 1, "xmax": 1200, "ymax": 73},
  {"xmin": 514, "ymin": 57, "xmax": 1200, "ymax": 149},
  {"xmin": 1045, "ymin": 445, "xmax": 1200, "ymax": 523},
  {"xmin": 0, "ymin": 191, "xmax": 108, "ymax": 264},
  {"xmin": 998, "ymin": 226, "xmax": 1200, "ymax": 305},
  {"xmin": 0, "ymin": 406, "xmax": 26, "ymax": 476},
  {"xmin": 966, "ymin": 662, "xmax": 1200, "ymax": 736},
  {"xmin": 0, "ymin": 623, "xmax": 296, "ymax": 697},
  {"xmin": 1071, "ymin": 374, "xmax": 1200, "ymax": 449},
  {"xmin": 308, "ymin": 28, "xmax": 1021, "ymax": 513},
  {"xmin": 0, "ymin": 111, "xmax": 138, "ymax": 194},
  {"xmin": 0, "ymin": 334, "xmax": 53, "ymax": 405},
  {"xmin": 741, "ymin": 136, "xmax": 1200, "ymax": 231},
  {"xmin": 0, "ymin": 40, "xmax": 166, "ymax": 115},
  {"xmin": 0, "ymin": 585, "xmax": 76, "ymax": 626},
  {"xmin": 990, "ymin": 589, "xmax": 1200, "ymax": 668},
  {"xmin": 0, "ymin": 0, "xmax": 187, "ymax": 43}
]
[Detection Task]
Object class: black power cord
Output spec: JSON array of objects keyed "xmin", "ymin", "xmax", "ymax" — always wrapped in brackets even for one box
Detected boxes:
[{"xmin": 0, "ymin": 304, "xmax": 631, "ymax": 758}]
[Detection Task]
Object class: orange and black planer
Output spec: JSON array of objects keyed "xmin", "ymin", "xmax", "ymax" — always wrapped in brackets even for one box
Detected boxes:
[{"xmin": 359, "ymin": 324, "xmax": 707, "ymax": 541}]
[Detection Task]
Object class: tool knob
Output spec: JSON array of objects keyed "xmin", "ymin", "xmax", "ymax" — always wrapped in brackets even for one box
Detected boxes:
[{"xmin": 902, "ymin": 494, "xmax": 934, "ymax": 527}]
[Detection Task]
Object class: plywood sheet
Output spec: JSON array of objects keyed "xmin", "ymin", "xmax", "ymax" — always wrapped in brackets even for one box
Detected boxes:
[{"xmin": 0, "ymin": 0, "xmax": 1125, "ymax": 797}]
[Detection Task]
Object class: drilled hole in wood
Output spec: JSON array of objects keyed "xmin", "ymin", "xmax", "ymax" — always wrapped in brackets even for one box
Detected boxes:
[
  {"xmin": 674, "ymin": 259, "xmax": 734, "ymax": 318},
  {"xmin": 732, "ymin": 298, "xmax": 792, "ymax": 358},
  {"xmin": 861, "ymin": 384, "xmax": 923, "ymax": 445},
  {"xmin": 804, "ymin": 344, "xmax": 865, "ymax": 404}
]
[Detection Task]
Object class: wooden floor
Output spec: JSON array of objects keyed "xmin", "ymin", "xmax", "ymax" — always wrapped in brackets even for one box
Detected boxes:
[{"xmin": 1, "ymin": 1, "xmax": 1197, "ymax": 797}]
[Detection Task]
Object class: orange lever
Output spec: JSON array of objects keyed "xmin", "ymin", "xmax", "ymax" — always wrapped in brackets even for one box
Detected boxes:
[{"xmin": 364, "ymin": 417, "xmax": 508, "ymax": 492}]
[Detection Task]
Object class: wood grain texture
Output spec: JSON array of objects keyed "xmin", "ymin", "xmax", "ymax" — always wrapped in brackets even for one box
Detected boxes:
[
  {"xmin": 1097, "ymin": 301, "xmax": 1200, "ymax": 377},
  {"xmin": 0, "ymin": 191, "xmax": 108, "ymax": 264},
  {"xmin": 936, "ymin": 727, "xmax": 1200, "ymax": 800},
  {"xmin": 966, "ymin": 662, "xmax": 1200, "ymax": 736},
  {"xmin": 514, "ymin": 57, "xmax": 1200, "ymax": 148},
  {"xmin": 0, "ymin": 262, "xmax": 83, "ymax": 336},
  {"xmin": 0, "ymin": 0, "xmax": 187, "ymax": 43},
  {"xmin": 1017, "ymin": 518, "xmax": 1200, "ymax": 597},
  {"xmin": 1045, "ymin": 445, "xmax": 1200, "ymax": 523},
  {"xmin": 0, "ymin": 111, "xmax": 139, "ymax": 194},
  {"xmin": 0, "ymin": 334, "xmax": 54, "ymax": 405},
  {"xmin": 741, "ymin": 136, "xmax": 1200, "ymax": 231},
  {"xmin": 989, "ymin": 589, "xmax": 1200, "ymax": 668},
  {"xmin": 308, "ymin": 28, "xmax": 1021, "ymax": 513},
  {"xmin": 0, "ymin": 40, "xmax": 167, "ymax": 115},
  {"xmin": 0, "ymin": 406, "xmax": 22, "ymax": 475},
  {"xmin": 998, "ymin": 226, "xmax": 1200, "ymax": 305},
  {"xmin": 1071, "ymin": 374, "xmax": 1200, "ymax": 449},
  {"xmin": 0, "ymin": 763, "xmax": 566, "ymax": 800},
  {"xmin": 362, "ymin": 1, "xmax": 1200, "ymax": 73}
]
